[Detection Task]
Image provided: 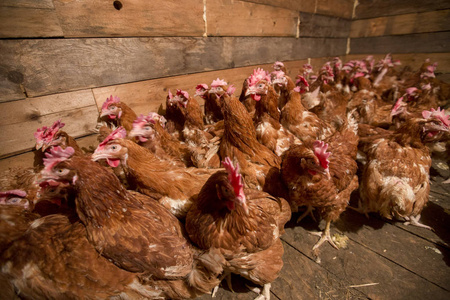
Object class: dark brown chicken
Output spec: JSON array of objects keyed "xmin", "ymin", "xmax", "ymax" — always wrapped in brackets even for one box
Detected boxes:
[
  {"xmin": 38, "ymin": 146, "xmax": 224, "ymax": 295},
  {"xmin": 281, "ymin": 112, "xmax": 359, "ymax": 251},
  {"xmin": 186, "ymin": 157, "xmax": 291, "ymax": 299},
  {"xmin": 219, "ymin": 91, "xmax": 280, "ymax": 191},
  {"xmin": 92, "ymin": 127, "xmax": 218, "ymax": 218}
]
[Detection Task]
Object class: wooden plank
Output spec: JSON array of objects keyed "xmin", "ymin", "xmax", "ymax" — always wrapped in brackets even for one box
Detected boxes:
[
  {"xmin": 350, "ymin": 10, "xmax": 450, "ymax": 38},
  {"xmin": 343, "ymin": 53, "xmax": 450, "ymax": 74},
  {"xmin": 336, "ymin": 208, "xmax": 450, "ymax": 291},
  {"xmin": 0, "ymin": 134, "xmax": 99, "ymax": 172},
  {"xmin": 0, "ymin": 90, "xmax": 98, "ymax": 158},
  {"xmin": 240, "ymin": 0, "xmax": 317, "ymax": 14},
  {"xmin": 355, "ymin": 0, "xmax": 450, "ymax": 19},
  {"xmin": 300, "ymin": 12, "xmax": 351, "ymax": 38},
  {"xmin": 281, "ymin": 218, "xmax": 450, "ymax": 299},
  {"xmin": 206, "ymin": 0, "xmax": 298, "ymax": 37},
  {"xmin": 350, "ymin": 32, "xmax": 450, "ymax": 55},
  {"xmin": 91, "ymin": 56, "xmax": 346, "ymax": 116},
  {"xmin": 272, "ymin": 241, "xmax": 368, "ymax": 299},
  {"xmin": 0, "ymin": 90, "xmax": 96, "ymax": 127},
  {"xmin": 0, "ymin": 0, "xmax": 54, "ymax": 9},
  {"xmin": 53, "ymin": 0, "xmax": 204, "ymax": 37},
  {"xmin": 316, "ymin": 0, "xmax": 354, "ymax": 19},
  {"xmin": 0, "ymin": 6, "xmax": 63, "ymax": 38},
  {"xmin": 0, "ymin": 37, "xmax": 346, "ymax": 100}
]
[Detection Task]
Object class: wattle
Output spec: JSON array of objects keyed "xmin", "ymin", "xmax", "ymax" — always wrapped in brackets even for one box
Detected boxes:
[
  {"xmin": 107, "ymin": 158, "xmax": 120, "ymax": 167},
  {"xmin": 251, "ymin": 94, "xmax": 261, "ymax": 101}
]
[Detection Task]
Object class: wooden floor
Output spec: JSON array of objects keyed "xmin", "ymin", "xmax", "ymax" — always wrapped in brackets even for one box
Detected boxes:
[{"xmin": 198, "ymin": 156, "xmax": 450, "ymax": 300}]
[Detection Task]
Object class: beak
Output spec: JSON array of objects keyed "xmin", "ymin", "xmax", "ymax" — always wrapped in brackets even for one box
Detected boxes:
[
  {"xmin": 99, "ymin": 110, "xmax": 109, "ymax": 118},
  {"xmin": 36, "ymin": 141, "xmax": 44, "ymax": 150},
  {"xmin": 236, "ymin": 196, "xmax": 249, "ymax": 215},
  {"xmin": 245, "ymin": 87, "xmax": 255, "ymax": 97},
  {"xmin": 91, "ymin": 148, "xmax": 109, "ymax": 162}
]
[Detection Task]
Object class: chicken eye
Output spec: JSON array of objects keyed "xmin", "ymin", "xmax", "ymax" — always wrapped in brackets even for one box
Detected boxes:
[
  {"xmin": 216, "ymin": 87, "xmax": 223, "ymax": 92},
  {"xmin": 8, "ymin": 197, "xmax": 20, "ymax": 204},
  {"xmin": 144, "ymin": 126, "xmax": 151, "ymax": 131},
  {"xmin": 258, "ymin": 83, "xmax": 264, "ymax": 88},
  {"xmin": 109, "ymin": 105, "xmax": 116, "ymax": 110}
]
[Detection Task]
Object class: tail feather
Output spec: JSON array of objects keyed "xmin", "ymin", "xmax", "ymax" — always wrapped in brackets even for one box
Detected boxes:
[{"xmin": 188, "ymin": 248, "xmax": 226, "ymax": 294}]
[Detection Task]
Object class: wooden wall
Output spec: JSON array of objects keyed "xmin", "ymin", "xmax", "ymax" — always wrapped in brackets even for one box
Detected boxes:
[{"xmin": 0, "ymin": 0, "xmax": 449, "ymax": 170}]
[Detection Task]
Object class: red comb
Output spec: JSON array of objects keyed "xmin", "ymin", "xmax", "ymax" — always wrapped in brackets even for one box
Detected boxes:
[
  {"xmin": 211, "ymin": 78, "xmax": 228, "ymax": 87},
  {"xmin": 222, "ymin": 157, "xmax": 245, "ymax": 200},
  {"xmin": 313, "ymin": 141, "xmax": 331, "ymax": 169},
  {"xmin": 43, "ymin": 146, "xmax": 75, "ymax": 172},
  {"xmin": 227, "ymin": 84, "xmax": 236, "ymax": 96},
  {"xmin": 133, "ymin": 113, "xmax": 166, "ymax": 128},
  {"xmin": 34, "ymin": 120, "xmax": 65, "ymax": 148},
  {"xmin": 195, "ymin": 84, "xmax": 209, "ymax": 97},
  {"xmin": 248, "ymin": 68, "xmax": 271, "ymax": 87},
  {"xmin": 422, "ymin": 107, "xmax": 450, "ymax": 127},
  {"xmin": 97, "ymin": 126, "xmax": 127, "ymax": 150},
  {"xmin": 391, "ymin": 97, "xmax": 405, "ymax": 116},
  {"xmin": 101, "ymin": 95, "xmax": 120, "ymax": 110}
]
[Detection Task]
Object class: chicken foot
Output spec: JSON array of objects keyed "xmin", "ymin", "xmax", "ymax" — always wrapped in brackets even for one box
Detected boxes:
[
  {"xmin": 403, "ymin": 214, "xmax": 433, "ymax": 231},
  {"xmin": 212, "ymin": 271, "xmax": 234, "ymax": 297},
  {"xmin": 296, "ymin": 205, "xmax": 316, "ymax": 223},
  {"xmin": 310, "ymin": 220, "xmax": 338, "ymax": 250},
  {"xmin": 246, "ymin": 283, "xmax": 271, "ymax": 300}
]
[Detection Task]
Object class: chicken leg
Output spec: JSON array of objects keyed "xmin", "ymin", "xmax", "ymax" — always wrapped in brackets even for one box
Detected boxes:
[
  {"xmin": 404, "ymin": 214, "xmax": 433, "ymax": 231},
  {"xmin": 247, "ymin": 283, "xmax": 271, "ymax": 300},
  {"xmin": 296, "ymin": 205, "xmax": 316, "ymax": 223},
  {"xmin": 310, "ymin": 220, "xmax": 338, "ymax": 250}
]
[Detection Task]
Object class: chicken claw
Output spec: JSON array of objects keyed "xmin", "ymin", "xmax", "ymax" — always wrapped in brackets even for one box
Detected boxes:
[
  {"xmin": 403, "ymin": 214, "xmax": 433, "ymax": 231},
  {"xmin": 247, "ymin": 283, "xmax": 271, "ymax": 300},
  {"xmin": 296, "ymin": 205, "xmax": 316, "ymax": 223},
  {"xmin": 310, "ymin": 221, "xmax": 339, "ymax": 250}
]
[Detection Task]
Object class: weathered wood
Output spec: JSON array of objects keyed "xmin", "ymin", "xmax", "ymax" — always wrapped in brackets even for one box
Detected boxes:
[
  {"xmin": 53, "ymin": 0, "xmax": 204, "ymax": 37},
  {"xmin": 206, "ymin": 0, "xmax": 298, "ymax": 37},
  {"xmin": 350, "ymin": 32, "xmax": 450, "ymax": 55},
  {"xmin": 0, "ymin": 37, "xmax": 346, "ymax": 100},
  {"xmin": 281, "ymin": 216, "xmax": 450, "ymax": 299},
  {"xmin": 240, "ymin": 0, "xmax": 317, "ymax": 14},
  {"xmin": 316, "ymin": 0, "xmax": 354, "ymax": 19},
  {"xmin": 91, "ymin": 58, "xmax": 344, "ymax": 116},
  {"xmin": 0, "ymin": 6, "xmax": 63, "ymax": 38},
  {"xmin": 350, "ymin": 10, "xmax": 450, "ymax": 38},
  {"xmin": 336, "ymin": 208, "xmax": 450, "ymax": 291},
  {"xmin": 0, "ymin": 90, "xmax": 96, "ymax": 127},
  {"xmin": 0, "ymin": 134, "xmax": 99, "ymax": 171},
  {"xmin": 0, "ymin": 0, "xmax": 54, "ymax": 9},
  {"xmin": 0, "ymin": 90, "xmax": 98, "ymax": 158},
  {"xmin": 272, "ymin": 241, "xmax": 368, "ymax": 299},
  {"xmin": 355, "ymin": 0, "xmax": 450, "ymax": 19},
  {"xmin": 300, "ymin": 12, "xmax": 351, "ymax": 38}
]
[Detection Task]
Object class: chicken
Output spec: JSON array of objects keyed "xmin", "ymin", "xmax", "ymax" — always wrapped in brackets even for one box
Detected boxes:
[
  {"xmin": 357, "ymin": 110, "xmax": 449, "ymax": 229},
  {"xmin": 128, "ymin": 112, "xmax": 194, "ymax": 167},
  {"xmin": 38, "ymin": 146, "xmax": 224, "ymax": 296},
  {"xmin": 0, "ymin": 167, "xmax": 39, "ymax": 203},
  {"xmin": 271, "ymin": 70, "xmax": 296, "ymax": 109},
  {"xmin": 280, "ymin": 112, "xmax": 359, "ymax": 251},
  {"xmin": 219, "ymin": 91, "xmax": 280, "ymax": 191},
  {"xmin": 185, "ymin": 157, "xmax": 291, "ymax": 299},
  {"xmin": 33, "ymin": 120, "xmax": 83, "ymax": 169},
  {"xmin": 246, "ymin": 68, "xmax": 301, "ymax": 156},
  {"xmin": 165, "ymin": 89, "xmax": 221, "ymax": 168},
  {"xmin": 92, "ymin": 127, "xmax": 218, "ymax": 218},
  {"xmin": 0, "ymin": 190, "xmax": 40, "ymax": 254},
  {"xmin": 195, "ymin": 79, "xmax": 236, "ymax": 125},
  {"xmin": 98, "ymin": 95, "xmax": 138, "ymax": 141},
  {"xmin": 280, "ymin": 90, "xmax": 334, "ymax": 144},
  {"xmin": 371, "ymin": 53, "xmax": 402, "ymax": 94}
]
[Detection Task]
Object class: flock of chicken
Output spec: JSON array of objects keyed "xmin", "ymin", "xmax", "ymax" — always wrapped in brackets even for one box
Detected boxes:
[{"xmin": 0, "ymin": 54, "xmax": 449, "ymax": 299}]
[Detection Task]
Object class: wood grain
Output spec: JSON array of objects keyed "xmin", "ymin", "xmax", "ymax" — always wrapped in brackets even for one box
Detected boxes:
[
  {"xmin": 53, "ymin": 0, "xmax": 204, "ymax": 37},
  {"xmin": 355, "ymin": 0, "xmax": 450, "ymax": 19},
  {"xmin": 300, "ymin": 12, "xmax": 351, "ymax": 38},
  {"xmin": 0, "ymin": 6, "xmax": 63, "ymax": 38},
  {"xmin": 0, "ymin": 37, "xmax": 346, "ymax": 100},
  {"xmin": 0, "ymin": 0, "xmax": 55, "ymax": 9},
  {"xmin": 316, "ymin": 0, "xmax": 354, "ymax": 19},
  {"xmin": 206, "ymin": 0, "xmax": 298, "ymax": 37},
  {"xmin": 0, "ymin": 90, "xmax": 98, "ymax": 158},
  {"xmin": 350, "ymin": 32, "xmax": 450, "ymax": 55},
  {"xmin": 240, "ymin": 0, "xmax": 317, "ymax": 14},
  {"xmin": 350, "ymin": 9, "xmax": 450, "ymax": 38}
]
